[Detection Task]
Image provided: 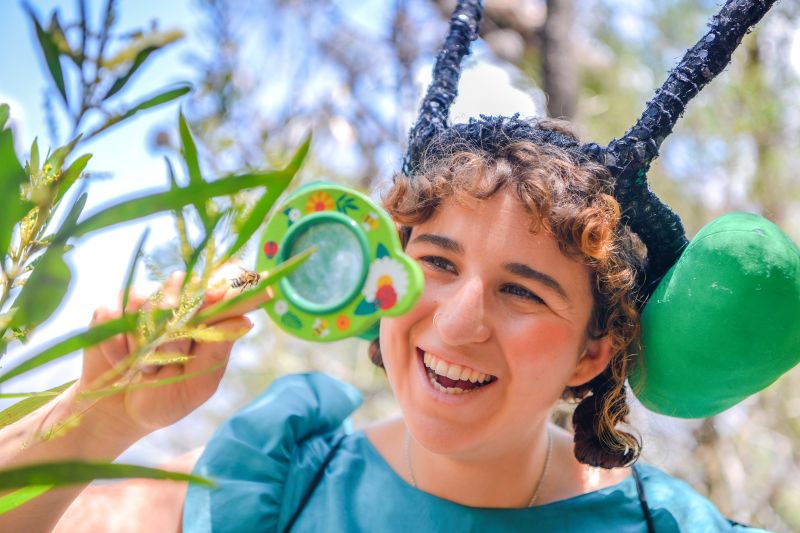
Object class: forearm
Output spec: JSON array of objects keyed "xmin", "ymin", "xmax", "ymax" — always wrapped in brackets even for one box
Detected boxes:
[
  {"xmin": 53, "ymin": 447, "xmax": 203, "ymax": 533},
  {"xmin": 0, "ymin": 383, "xmax": 146, "ymax": 531}
]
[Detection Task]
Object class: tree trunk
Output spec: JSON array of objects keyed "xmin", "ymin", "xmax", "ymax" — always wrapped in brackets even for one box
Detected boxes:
[{"xmin": 542, "ymin": 0, "xmax": 577, "ymax": 119}]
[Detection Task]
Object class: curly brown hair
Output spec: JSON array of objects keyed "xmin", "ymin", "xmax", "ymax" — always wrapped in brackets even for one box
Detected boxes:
[{"xmin": 370, "ymin": 120, "xmax": 646, "ymax": 469}]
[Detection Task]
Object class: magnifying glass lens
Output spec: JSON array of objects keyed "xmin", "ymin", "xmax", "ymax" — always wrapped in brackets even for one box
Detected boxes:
[{"xmin": 286, "ymin": 222, "xmax": 364, "ymax": 307}]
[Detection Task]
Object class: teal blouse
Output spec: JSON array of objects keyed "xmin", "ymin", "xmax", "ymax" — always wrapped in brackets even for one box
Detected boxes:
[{"xmin": 183, "ymin": 373, "xmax": 767, "ymax": 532}]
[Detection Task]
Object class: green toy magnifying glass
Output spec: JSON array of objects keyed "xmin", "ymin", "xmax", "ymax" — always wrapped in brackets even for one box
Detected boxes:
[{"xmin": 254, "ymin": 182, "xmax": 423, "ymax": 342}]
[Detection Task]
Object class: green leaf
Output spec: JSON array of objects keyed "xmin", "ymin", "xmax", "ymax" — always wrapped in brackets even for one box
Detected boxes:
[
  {"xmin": 73, "ymin": 169, "xmax": 295, "ymax": 238},
  {"xmin": 55, "ymin": 153, "xmax": 91, "ymax": 204},
  {"xmin": 0, "ymin": 485, "xmax": 53, "ymax": 514},
  {"xmin": 0, "ymin": 317, "xmax": 134, "ymax": 386},
  {"xmin": 191, "ymin": 247, "xmax": 315, "ymax": 325},
  {"xmin": 179, "ymin": 112, "xmax": 212, "ymax": 231},
  {"xmin": 183, "ymin": 211, "xmax": 226, "ymax": 289},
  {"xmin": 103, "ymin": 46, "xmax": 159, "ymax": 100},
  {"xmin": 179, "ymin": 112, "xmax": 202, "ymax": 186},
  {"xmin": 54, "ymin": 192, "xmax": 87, "ymax": 242},
  {"xmin": 0, "ymin": 381, "xmax": 74, "ymax": 427},
  {"xmin": 7, "ymin": 246, "xmax": 71, "ymax": 330},
  {"xmin": 224, "ymin": 135, "xmax": 309, "ymax": 261},
  {"xmin": 45, "ymin": 134, "xmax": 82, "ymax": 171},
  {"xmin": 86, "ymin": 85, "xmax": 191, "ymax": 139},
  {"xmin": 0, "ymin": 104, "xmax": 9, "ymax": 129},
  {"xmin": 25, "ymin": 5, "xmax": 68, "ymax": 105},
  {"xmin": 284, "ymin": 133, "xmax": 312, "ymax": 175},
  {"xmin": 0, "ymin": 125, "xmax": 29, "ymax": 258},
  {"xmin": 0, "ymin": 389, "xmax": 71, "ymax": 399},
  {"xmin": 0, "ymin": 461, "xmax": 214, "ymax": 491},
  {"xmin": 122, "ymin": 228, "xmax": 149, "ymax": 311},
  {"xmin": 28, "ymin": 137, "xmax": 39, "ymax": 176}
]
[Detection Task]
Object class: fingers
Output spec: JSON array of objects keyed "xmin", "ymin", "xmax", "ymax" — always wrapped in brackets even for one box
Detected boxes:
[
  {"xmin": 179, "ymin": 316, "xmax": 253, "ymax": 403},
  {"xmin": 85, "ymin": 269, "xmax": 253, "ymax": 382}
]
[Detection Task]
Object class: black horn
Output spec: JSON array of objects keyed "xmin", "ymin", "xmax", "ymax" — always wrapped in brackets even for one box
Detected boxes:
[
  {"xmin": 601, "ymin": 0, "xmax": 778, "ymax": 291},
  {"xmin": 402, "ymin": 0, "xmax": 483, "ymax": 176}
]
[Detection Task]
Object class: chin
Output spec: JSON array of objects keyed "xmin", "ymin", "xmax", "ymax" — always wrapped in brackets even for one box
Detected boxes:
[{"xmin": 385, "ymin": 347, "xmax": 501, "ymax": 458}]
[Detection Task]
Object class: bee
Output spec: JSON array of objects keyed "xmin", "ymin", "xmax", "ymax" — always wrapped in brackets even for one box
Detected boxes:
[{"xmin": 230, "ymin": 267, "xmax": 261, "ymax": 290}]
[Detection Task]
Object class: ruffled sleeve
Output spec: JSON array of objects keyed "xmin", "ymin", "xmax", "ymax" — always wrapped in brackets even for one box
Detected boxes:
[{"xmin": 183, "ymin": 372, "xmax": 363, "ymax": 533}]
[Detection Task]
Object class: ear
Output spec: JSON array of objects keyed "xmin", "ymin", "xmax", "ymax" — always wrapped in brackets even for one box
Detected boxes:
[{"xmin": 566, "ymin": 335, "xmax": 615, "ymax": 388}]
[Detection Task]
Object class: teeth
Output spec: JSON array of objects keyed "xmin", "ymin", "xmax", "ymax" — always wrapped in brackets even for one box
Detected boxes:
[
  {"xmin": 446, "ymin": 364, "xmax": 462, "ymax": 380},
  {"xmin": 422, "ymin": 351, "xmax": 494, "ymax": 385}
]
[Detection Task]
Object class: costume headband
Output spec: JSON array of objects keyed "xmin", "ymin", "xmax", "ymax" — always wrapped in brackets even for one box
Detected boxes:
[
  {"xmin": 404, "ymin": 0, "xmax": 800, "ymax": 418},
  {"xmin": 404, "ymin": 0, "xmax": 777, "ymax": 293}
]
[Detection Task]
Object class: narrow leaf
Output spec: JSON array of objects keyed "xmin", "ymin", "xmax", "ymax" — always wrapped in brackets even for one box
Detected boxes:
[
  {"xmin": 166, "ymin": 157, "xmax": 192, "ymax": 266},
  {"xmin": 25, "ymin": 5, "xmax": 67, "ymax": 105},
  {"xmin": 0, "ymin": 317, "xmax": 134, "ymax": 385},
  {"xmin": 183, "ymin": 212, "xmax": 226, "ymax": 288},
  {"xmin": 191, "ymin": 247, "xmax": 314, "ymax": 325},
  {"xmin": 179, "ymin": 112, "xmax": 212, "ymax": 231},
  {"xmin": 45, "ymin": 134, "xmax": 82, "ymax": 170},
  {"xmin": 55, "ymin": 153, "xmax": 92, "ymax": 204},
  {"xmin": 0, "ymin": 389, "xmax": 67, "ymax": 399},
  {"xmin": 0, "ymin": 485, "xmax": 53, "ymax": 514},
  {"xmin": 0, "ymin": 104, "xmax": 8, "ymax": 129},
  {"xmin": 28, "ymin": 137, "xmax": 39, "ymax": 175},
  {"xmin": 224, "ymin": 136, "xmax": 308, "ymax": 260},
  {"xmin": 0, "ymin": 461, "xmax": 214, "ymax": 490},
  {"xmin": 7, "ymin": 247, "xmax": 71, "ymax": 330},
  {"xmin": 54, "ymin": 192, "xmax": 87, "ymax": 242},
  {"xmin": 73, "ymin": 169, "xmax": 294, "ymax": 237},
  {"xmin": 0, "ymin": 382, "xmax": 74, "ymax": 427},
  {"xmin": 284, "ymin": 133, "xmax": 312, "ymax": 175},
  {"xmin": 179, "ymin": 112, "xmax": 202, "ymax": 186},
  {"xmin": 0, "ymin": 125, "xmax": 28, "ymax": 258},
  {"xmin": 122, "ymin": 228, "xmax": 149, "ymax": 311},
  {"xmin": 83, "ymin": 358, "xmax": 225, "ymax": 400},
  {"xmin": 103, "ymin": 46, "xmax": 159, "ymax": 100},
  {"xmin": 86, "ymin": 85, "xmax": 191, "ymax": 139}
]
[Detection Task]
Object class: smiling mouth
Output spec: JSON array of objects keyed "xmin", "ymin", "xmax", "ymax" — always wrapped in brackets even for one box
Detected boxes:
[{"xmin": 418, "ymin": 348, "xmax": 497, "ymax": 395}]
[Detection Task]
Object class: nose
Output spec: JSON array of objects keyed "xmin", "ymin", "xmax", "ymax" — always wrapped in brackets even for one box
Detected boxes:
[{"xmin": 434, "ymin": 275, "xmax": 491, "ymax": 344}]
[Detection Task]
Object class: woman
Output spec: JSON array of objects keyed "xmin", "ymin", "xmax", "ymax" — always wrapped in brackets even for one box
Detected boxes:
[
  {"xmin": 181, "ymin": 120, "xmax": 762, "ymax": 532},
  {"xmin": 5, "ymin": 120, "xmax": 749, "ymax": 533}
]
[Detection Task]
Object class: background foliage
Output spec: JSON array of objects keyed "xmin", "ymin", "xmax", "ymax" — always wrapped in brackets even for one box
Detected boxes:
[{"xmin": 2, "ymin": 0, "xmax": 798, "ymax": 530}]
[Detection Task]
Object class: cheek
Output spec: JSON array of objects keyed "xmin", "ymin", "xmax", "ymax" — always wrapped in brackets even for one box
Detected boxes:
[{"xmin": 504, "ymin": 320, "xmax": 583, "ymax": 388}]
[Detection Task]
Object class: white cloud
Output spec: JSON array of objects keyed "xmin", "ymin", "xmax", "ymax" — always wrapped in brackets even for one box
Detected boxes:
[{"xmin": 415, "ymin": 49, "xmax": 544, "ymax": 125}]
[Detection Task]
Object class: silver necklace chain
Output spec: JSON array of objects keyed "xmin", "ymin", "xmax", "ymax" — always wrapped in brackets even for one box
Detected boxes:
[{"xmin": 404, "ymin": 428, "xmax": 553, "ymax": 508}]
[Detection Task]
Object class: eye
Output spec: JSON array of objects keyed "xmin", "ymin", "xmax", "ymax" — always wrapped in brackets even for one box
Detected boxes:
[
  {"xmin": 501, "ymin": 283, "xmax": 544, "ymax": 304},
  {"xmin": 419, "ymin": 255, "xmax": 457, "ymax": 274}
]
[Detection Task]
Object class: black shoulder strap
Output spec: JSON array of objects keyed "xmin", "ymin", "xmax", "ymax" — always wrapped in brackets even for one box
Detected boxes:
[
  {"xmin": 632, "ymin": 464, "xmax": 656, "ymax": 533},
  {"xmin": 281, "ymin": 434, "xmax": 346, "ymax": 533}
]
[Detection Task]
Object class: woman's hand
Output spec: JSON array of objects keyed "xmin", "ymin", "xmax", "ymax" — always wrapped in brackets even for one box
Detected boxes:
[{"xmin": 78, "ymin": 273, "xmax": 253, "ymax": 441}]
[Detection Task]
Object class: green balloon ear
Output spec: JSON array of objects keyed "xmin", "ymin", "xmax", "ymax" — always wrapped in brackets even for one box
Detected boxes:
[{"xmin": 629, "ymin": 212, "xmax": 800, "ymax": 418}]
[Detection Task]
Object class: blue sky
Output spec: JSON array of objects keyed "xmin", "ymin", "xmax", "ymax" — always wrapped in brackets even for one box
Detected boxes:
[{"xmin": 0, "ymin": 0, "xmax": 201, "ymax": 389}]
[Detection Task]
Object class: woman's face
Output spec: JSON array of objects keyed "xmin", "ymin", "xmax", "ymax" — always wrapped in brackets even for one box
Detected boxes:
[{"xmin": 380, "ymin": 189, "xmax": 612, "ymax": 458}]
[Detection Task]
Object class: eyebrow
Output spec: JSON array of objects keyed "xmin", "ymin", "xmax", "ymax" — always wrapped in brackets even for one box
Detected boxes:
[
  {"xmin": 409, "ymin": 233, "xmax": 464, "ymax": 254},
  {"xmin": 504, "ymin": 263, "xmax": 570, "ymax": 302},
  {"xmin": 410, "ymin": 233, "xmax": 570, "ymax": 302}
]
